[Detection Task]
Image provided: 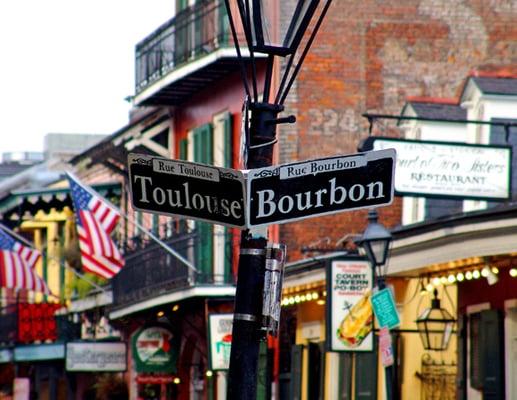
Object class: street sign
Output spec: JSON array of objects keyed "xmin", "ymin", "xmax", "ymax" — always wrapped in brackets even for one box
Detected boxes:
[
  {"xmin": 246, "ymin": 149, "xmax": 395, "ymax": 228},
  {"xmin": 128, "ymin": 153, "xmax": 246, "ymax": 228},
  {"xmin": 370, "ymin": 287, "xmax": 400, "ymax": 330}
]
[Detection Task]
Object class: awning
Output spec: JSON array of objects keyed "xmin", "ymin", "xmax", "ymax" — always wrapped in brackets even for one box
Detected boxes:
[{"xmin": 0, "ymin": 182, "xmax": 122, "ymax": 222}]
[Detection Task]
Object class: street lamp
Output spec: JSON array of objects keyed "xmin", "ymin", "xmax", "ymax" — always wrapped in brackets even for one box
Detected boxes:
[
  {"xmin": 355, "ymin": 209, "xmax": 392, "ymax": 276},
  {"xmin": 416, "ymin": 289, "xmax": 456, "ymax": 351},
  {"xmin": 355, "ymin": 209, "xmax": 395, "ymax": 400},
  {"xmin": 224, "ymin": 1, "xmax": 333, "ymax": 400}
]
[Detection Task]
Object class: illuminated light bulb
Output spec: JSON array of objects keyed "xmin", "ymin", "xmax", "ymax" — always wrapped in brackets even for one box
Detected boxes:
[
  {"xmin": 206, "ymin": 370, "xmax": 213, "ymax": 378},
  {"xmin": 172, "ymin": 304, "xmax": 180, "ymax": 312},
  {"xmin": 456, "ymin": 272, "xmax": 464, "ymax": 282},
  {"xmin": 465, "ymin": 271, "xmax": 473, "ymax": 280},
  {"xmin": 448, "ymin": 274, "xmax": 456, "ymax": 283},
  {"xmin": 426, "ymin": 283, "xmax": 434, "ymax": 292},
  {"xmin": 472, "ymin": 270, "xmax": 481, "ymax": 279},
  {"xmin": 440, "ymin": 276, "xmax": 448, "ymax": 285},
  {"xmin": 288, "ymin": 297, "xmax": 295, "ymax": 305},
  {"xmin": 157, "ymin": 311, "xmax": 165, "ymax": 317},
  {"xmin": 281, "ymin": 299, "xmax": 288, "ymax": 306},
  {"xmin": 491, "ymin": 267, "xmax": 499, "ymax": 274},
  {"xmin": 300, "ymin": 295, "xmax": 306, "ymax": 302},
  {"xmin": 173, "ymin": 377, "xmax": 181, "ymax": 385},
  {"xmin": 323, "ymin": 290, "xmax": 327, "ymax": 297},
  {"xmin": 306, "ymin": 293, "xmax": 313, "ymax": 301},
  {"xmin": 294, "ymin": 295, "xmax": 301, "ymax": 303},
  {"xmin": 510, "ymin": 268, "xmax": 517, "ymax": 278},
  {"xmin": 432, "ymin": 277, "xmax": 441, "ymax": 286},
  {"xmin": 481, "ymin": 267, "xmax": 490, "ymax": 278},
  {"xmin": 316, "ymin": 299, "xmax": 325, "ymax": 305},
  {"xmin": 312, "ymin": 292, "xmax": 319, "ymax": 300}
]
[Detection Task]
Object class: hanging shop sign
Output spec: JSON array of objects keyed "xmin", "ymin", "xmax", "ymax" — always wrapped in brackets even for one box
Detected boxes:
[
  {"xmin": 247, "ymin": 149, "xmax": 395, "ymax": 228},
  {"xmin": 207, "ymin": 313, "xmax": 233, "ymax": 370},
  {"xmin": 371, "ymin": 287, "xmax": 400, "ymax": 330},
  {"xmin": 66, "ymin": 342, "xmax": 127, "ymax": 372},
  {"xmin": 128, "ymin": 153, "xmax": 246, "ymax": 229},
  {"xmin": 0, "ymin": 349, "xmax": 13, "ymax": 363},
  {"xmin": 132, "ymin": 326, "xmax": 177, "ymax": 373},
  {"xmin": 366, "ymin": 137, "xmax": 512, "ymax": 200},
  {"xmin": 327, "ymin": 258, "xmax": 374, "ymax": 352},
  {"xmin": 14, "ymin": 343, "xmax": 65, "ymax": 361}
]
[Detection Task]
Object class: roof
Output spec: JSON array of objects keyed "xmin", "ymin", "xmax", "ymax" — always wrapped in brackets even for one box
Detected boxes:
[
  {"xmin": 403, "ymin": 101, "xmax": 466, "ymax": 122},
  {"xmin": 470, "ymin": 76, "xmax": 517, "ymax": 96}
]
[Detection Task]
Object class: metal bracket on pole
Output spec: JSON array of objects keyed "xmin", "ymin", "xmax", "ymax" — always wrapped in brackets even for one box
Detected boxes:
[{"xmin": 261, "ymin": 244, "xmax": 287, "ymax": 337}]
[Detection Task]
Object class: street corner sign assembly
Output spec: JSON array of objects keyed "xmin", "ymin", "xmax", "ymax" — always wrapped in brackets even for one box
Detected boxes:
[
  {"xmin": 247, "ymin": 149, "xmax": 396, "ymax": 228},
  {"xmin": 128, "ymin": 153, "xmax": 246, "ymax": 229}
]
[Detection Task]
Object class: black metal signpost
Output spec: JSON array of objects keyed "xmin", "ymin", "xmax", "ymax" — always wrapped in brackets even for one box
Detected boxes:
[
  {"xmin": 128, "ymin": 153, "xmax": 246, "ymax": 229},
  {"xmin": 247, "ymin": 149, "xmax": 395, "ymax": 227}
]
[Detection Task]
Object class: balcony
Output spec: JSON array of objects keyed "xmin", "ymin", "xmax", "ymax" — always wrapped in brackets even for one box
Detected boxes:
[
  {"xmin": 134, "ymin": 0, "xmax": 241, "ymax": 106},
  {"xmin": 111, "ymin": 222, "xmax": 236, "ymax": 316}
]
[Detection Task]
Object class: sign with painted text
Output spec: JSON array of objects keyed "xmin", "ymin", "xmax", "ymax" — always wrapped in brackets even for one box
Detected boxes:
[
  {"xmin": 128, "ymin": 154, "xmax": 246, "ymax": 228},
  {"xmin": 247, "ymin": 149, "xmax": 395, "ymax": 227},
  {"xmin": 370, "ymin": 287, "xmax": 400, "ymax": 330},
  {"xmin": 369, "ymin": 137, "xmax": 512, "ymax": 200},
  {"xmin": 327, "ymin": 259, "xmax": 374, "ymax": 352},
  {"xmin": 66, "ymin": 342, "xmax": 127, "ymax": 372},
  {"xmin": 208, "ymin": 313, "xmax": 233, "ymax": 370}
]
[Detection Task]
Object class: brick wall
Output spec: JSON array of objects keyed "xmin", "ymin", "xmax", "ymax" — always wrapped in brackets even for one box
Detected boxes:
[{"xmin": 278, "ymin": 0, "xmax": 517, "ymax": 260}]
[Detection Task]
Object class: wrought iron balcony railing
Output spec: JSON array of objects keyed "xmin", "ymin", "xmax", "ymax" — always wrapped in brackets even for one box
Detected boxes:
[
  {"xmin": 113, "ymin": 222, "xmax": 235, "ymax": 308},
  {"xmin": 135, "ymin": 0, "xmax": 231, "ymax": 95}
]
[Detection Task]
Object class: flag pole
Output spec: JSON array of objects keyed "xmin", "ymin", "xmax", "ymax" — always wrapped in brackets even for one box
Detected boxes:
[{"xmin": 66, "ymin": 172, "xmax": 198, "ymax": 273}]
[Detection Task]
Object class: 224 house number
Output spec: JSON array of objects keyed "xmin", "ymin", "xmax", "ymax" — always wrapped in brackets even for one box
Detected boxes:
[{"xmin": 308, "ymin": 108, "xmax": 360, "ymax": 136}]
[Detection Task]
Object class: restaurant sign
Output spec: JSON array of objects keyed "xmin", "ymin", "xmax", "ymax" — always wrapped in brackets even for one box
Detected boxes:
[
  {"xmin": 132, "ymin": 326, "xmax": 177, "ymax": 373},
  {"xmin": 327, "ymin": 258, "xmax": 373, "ymax": 352},
  {"xmin": 66, "ymin": 342, "xmax": 127, "ymax": 372},
  {"xmin": 208, "ymin": 313, "xmax": 233, "ymax": 370},
  {"xmin": 366, "ymin": 137, "xmax": 512, "ymax": 200}
]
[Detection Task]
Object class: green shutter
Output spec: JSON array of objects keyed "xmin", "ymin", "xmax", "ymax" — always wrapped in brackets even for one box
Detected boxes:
[
  {"xmin": 480, "ymin": 310, "xmax": 504, "ymax": 400},
  {"xmin": 257, "ymin": 341, "xmax": 269, "ymax": 400},
  {"xmin": 217, "ymin": 0, "xmax": 229, "ymax": 45},
  {"xmin": 221, "ymin": 113, "xmax": 233, "ymax": 280},
  {"xmin": 456, "ymin": 314, "xmax": 467, "ymax": 400},
  {"xmin": 339, "ymin": 353, "xmax": 353, "ymax": 400},
  {"xmin": 193, "ymin": 124, "xmax": 214, "ymax": 279},
  {"xmin": 179, "ymin": 138, "xmax": 188, "ymax": 160},
  {"xmin": 355, "ymin": 339, "xmax": 378, "ymax": 400},
  {"xmin": 290, "ymin": 345, "xmax": 303, "ymax": 400}
]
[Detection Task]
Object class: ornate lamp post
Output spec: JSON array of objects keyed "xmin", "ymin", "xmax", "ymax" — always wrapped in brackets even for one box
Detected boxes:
[
  {"xmin": 416, "ymin": 289, "xmax": 456, "ymax": 351},
  {"xmin": 355, "ymin": 209, "xmax": 395, "ymax": 400},
  {"xmin": 355, "ymin": 209, "xmax": 392, "ymax": 283},
  {"xmin": 224, "ymin": 1, "xmax": 333, "ymax": 399}
]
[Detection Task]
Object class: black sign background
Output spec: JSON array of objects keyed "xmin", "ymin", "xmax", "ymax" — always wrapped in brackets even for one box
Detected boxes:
[
  {"xmin": 129, "ymin": 155, "xmax": 246, "ymax": 228},
  {"xmin": 248, "ymin": 153, "xmax": 394, "ymax": 227}
]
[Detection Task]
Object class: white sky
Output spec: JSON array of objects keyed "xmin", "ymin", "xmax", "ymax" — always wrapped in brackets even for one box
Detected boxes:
[{"xmin": 0, "ymin": 0, "xmax": 172, "ymax": 153}]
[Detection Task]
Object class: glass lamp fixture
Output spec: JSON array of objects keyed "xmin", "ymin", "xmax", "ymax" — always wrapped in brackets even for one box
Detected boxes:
[
  {"xmin": 355, "ymin": 209, "xmax": 392, "ymax": 269},
  {"xmin": 416, "ymin": 289, "xmax": 456, "ymax": 351}
]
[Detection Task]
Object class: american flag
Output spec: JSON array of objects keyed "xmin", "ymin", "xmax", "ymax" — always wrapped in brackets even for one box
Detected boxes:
[
  {"xmin": 0, "ymin": 226, "xmax": 51, "ymax": 295},
  {"xmin": 68, "ymin": 174, "xmax": 124, "ymax": 279}
]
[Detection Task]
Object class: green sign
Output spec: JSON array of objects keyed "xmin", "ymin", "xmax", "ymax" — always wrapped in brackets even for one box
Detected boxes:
[
  {"xmin": 132, "ymin": 326, "xmax": 177, "ymax": 373},
  {"xmin": 370, "ymin": 288, "xmax": 400, "ymax": 330}
]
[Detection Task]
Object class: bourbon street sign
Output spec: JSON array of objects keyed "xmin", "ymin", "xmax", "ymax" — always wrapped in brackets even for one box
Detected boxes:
[
  {"xmin": 128, "ymin": 153, "xmax": 246, "ymax": 228},
  {"xmin": 246, "ymin": 149, "xmax": 396, "ymax": 228}
]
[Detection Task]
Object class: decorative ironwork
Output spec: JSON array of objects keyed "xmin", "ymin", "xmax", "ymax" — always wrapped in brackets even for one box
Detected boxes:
[
  {"xmin": 417, "ymin": 353, "xmax": 457, "ymax": 400},
  {"xmin": 135, "ymin": 0, "xmax": 234, "ymax": 95},
  {"xmin": 112, "ymin": 220, "xmax": 235, "ymax": 308}
]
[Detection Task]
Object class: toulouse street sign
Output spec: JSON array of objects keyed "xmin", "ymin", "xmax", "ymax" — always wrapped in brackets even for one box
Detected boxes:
[
  {"xmin": 128, "ymin": 154, "xmax": 246, "ymax": 228},
  {"xmin": 246, "ymin": 149, "xmax": 395, "ymax": 228}
]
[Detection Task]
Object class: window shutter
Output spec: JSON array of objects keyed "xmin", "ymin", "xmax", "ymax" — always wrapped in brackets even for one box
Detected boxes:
[
  {"xmin": 193, "ymin": 124, "xmax": 214, "ymax": 278},
  {"xmin": 456, "ymin": 314, "xmax": 467, "ymax": 400},
  {"xmin": 339, "ymin": 353, "xmax": 353, "ymax": 400},
  {"xmin": 489, "ymin": 118, "xmax": 517, "ymax": 205},
  {"xmin": 480, "ymin": 309, "xmax": 504, "ymax": 400},
  {"xmin": 355, "ymin": 339, "xmax": 378, "ymax": 400},
  {"xmin": 290, "ymin": 345, "xmax": 303, "ymax": 400}
]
